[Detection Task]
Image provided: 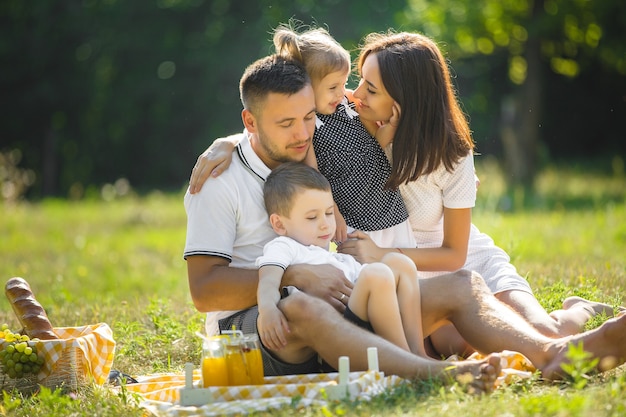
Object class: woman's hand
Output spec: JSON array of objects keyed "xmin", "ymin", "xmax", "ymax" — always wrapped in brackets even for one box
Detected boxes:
[
  {"xmin": 374, "ymin": 101, "xmax": 401, "ymax": 148},
  {"xmin": 189, "ymin": 135, "xmax": 239, "ymax": 194},
  {"xmin": 337, "ymin": 230, "xmax": 389, "ymax": 264},
  {"xmin": 389, "ymin": 101, "xmax": 401, "ymax": 126}
]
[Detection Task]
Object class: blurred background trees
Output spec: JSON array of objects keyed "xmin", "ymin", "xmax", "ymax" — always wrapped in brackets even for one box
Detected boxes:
[{"xmin": 1, "ymin": 0, "xmax": 624, "ymax": 200}]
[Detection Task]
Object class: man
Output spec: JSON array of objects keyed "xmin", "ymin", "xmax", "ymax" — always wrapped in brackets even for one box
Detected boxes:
[{"xmin": 184, "ymin": 54, "xmax": 626, "ymax": 390}]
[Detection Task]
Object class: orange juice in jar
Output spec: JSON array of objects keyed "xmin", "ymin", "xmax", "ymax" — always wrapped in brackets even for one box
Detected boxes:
[
  {"xmin": 225, "ymin": 340, "xmax": 250, "ymax": 386},
  {"xmin": 201, "ymin": 336, "xmax": 229, "ymax": 387},
  {"xmin": 242, "ymin": 334, "xmax": 264, "ymax": 385}
]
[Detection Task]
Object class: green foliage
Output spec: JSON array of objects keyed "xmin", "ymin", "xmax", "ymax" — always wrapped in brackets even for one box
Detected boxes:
[
  {"xmin": 0, "ymin": 390, "xmax": 21, "ymax": 414},
  {"xmin": 0, "ymin": 150, "xmax": 35, "ymax": 204},
  {"xmin": 400, "ymin": 0, "xmax": 626, "ymax": 79},
  {"xmin": 518, "ymin": 390, "xmax": 589, "ymax": 416},
  {"xmin": 2, "ymin": 0, "xmax": 625, "ymax": 197},
  {"xmin": 398, "ymin": 0, "xmax": 626, "ymax": 184},
  {"xmin": 0, "ymin": 384, "xmax": 145, "ymax": 417},
  {"xmin": 560, "ymin": 342, "xmax": 600, "ymax": 389},
  {"xmin": 0, "ymin": 0, "xmax": 404, "ymax": 198}
]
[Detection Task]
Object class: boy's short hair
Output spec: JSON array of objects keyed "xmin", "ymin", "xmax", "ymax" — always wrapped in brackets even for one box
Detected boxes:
[
  {"xmin": 264, "ymin": 162, "xmax": 331, "ymax": 216},
  {"xmin": 240, "ymin": 54, "xmax": 311, "ymax": 116}
]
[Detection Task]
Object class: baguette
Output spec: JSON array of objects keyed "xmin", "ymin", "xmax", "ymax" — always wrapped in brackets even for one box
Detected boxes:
[{"xmin": 4, "ymin": 277, "xmax": 58, "ymax": 340}]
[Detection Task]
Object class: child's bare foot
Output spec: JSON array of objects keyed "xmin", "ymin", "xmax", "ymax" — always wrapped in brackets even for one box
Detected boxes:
[
  {"xmin": 541, "ymin": 314, "xmax": 626, "ymax": 380},
  {"xmin": 444, "ymin": 353, "xmax": 502, "ymax": 394},
  {"xmin": 562, "ymin": 296, "xmax": 624, "ymax": 317}
]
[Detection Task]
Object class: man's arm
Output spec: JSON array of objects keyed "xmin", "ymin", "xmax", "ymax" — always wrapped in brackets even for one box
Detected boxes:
[
  {"xmin": 187, "ymin": 255, "xmax": 354, "ymax": 313},
  {"xmin": 282, "ymin": 264, "xmax": 353, "ymax": 313},
  {"xmin": 187, "ymin": 255, "xmax": 258, "ymax": 312}
]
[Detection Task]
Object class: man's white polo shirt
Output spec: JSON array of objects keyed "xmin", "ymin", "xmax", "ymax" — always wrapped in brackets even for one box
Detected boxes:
[{"xmin": 184, "ymin": 131, "xmax": 277, "ymax": 336}]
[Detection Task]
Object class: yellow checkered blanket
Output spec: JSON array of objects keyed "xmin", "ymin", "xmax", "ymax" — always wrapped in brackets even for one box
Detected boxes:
[
  {"xmin": 125, "ymin": 350, "xmax": 535, "ymax": 416},
  {"xmin": 130, "ymin": 369, "xmax": 403, "ymax": 416}
]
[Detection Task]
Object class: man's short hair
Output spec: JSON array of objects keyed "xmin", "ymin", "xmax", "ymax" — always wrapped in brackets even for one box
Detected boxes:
[
  {"xmin": 264, "ymin": 162, "xmax": 331, "ymax": 216},
  {"xmin": 240, "ymin": 55, "xmax": 311, "ymax": 116}
]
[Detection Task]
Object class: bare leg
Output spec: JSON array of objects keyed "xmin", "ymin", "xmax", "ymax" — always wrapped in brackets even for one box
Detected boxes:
[
  {"xmin": 541, "ymin": 314, "xmax": 626, "ymax": 379},
  {"xmin": 349, "ymin": 262, "xmax": 412, "ymax": 352},
  {"xmin": 381, "ymin": 252, "xmax": 426, "ymax": 356},
  {"xmin": 418, "ymin": 270, "xmax": 626, "ymax": 378},
  {"xmin": 498, "ymin": 290, "xmax": 620, "ymax": 337},
  {"xmin": 428, "ymin": 323, "xmax": 475, "ymax": 358},
  {"xmin": 427, "ymin": 285, "xmax": 622, "ymax": 358},
  {"xmin": 560, "ymin": 295, "xmax": 624, "ymax": 317},
  {"xmin": 279, "ymin": 291, "xmax": 502, "ymax": 392}
]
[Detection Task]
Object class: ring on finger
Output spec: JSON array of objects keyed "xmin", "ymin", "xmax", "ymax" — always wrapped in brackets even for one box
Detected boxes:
[{"xmin": 340, "ymin": 293, "xmax": 346, "ymax": 301}]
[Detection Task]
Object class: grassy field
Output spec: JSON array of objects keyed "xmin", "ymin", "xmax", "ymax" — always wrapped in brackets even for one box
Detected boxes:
[{"xmin": 0, "ymin": 159, "xmax": 625, "ymax": 416}]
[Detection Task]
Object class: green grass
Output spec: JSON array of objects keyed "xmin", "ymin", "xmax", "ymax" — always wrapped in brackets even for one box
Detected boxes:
[{"xmin": 0, "ymin": 160, "xmax": 625, "ymax": 416}]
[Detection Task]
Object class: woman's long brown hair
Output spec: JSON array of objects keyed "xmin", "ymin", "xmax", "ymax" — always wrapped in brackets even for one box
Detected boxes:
[{"xmin": 358, "ymin": 31, "xmax": 474, "ymax": 189}]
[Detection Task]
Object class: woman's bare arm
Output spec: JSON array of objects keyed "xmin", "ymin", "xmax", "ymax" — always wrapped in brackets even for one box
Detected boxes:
[{"xmin": 189, "ymin": 133, "xmax": 240, "ymax": 194}]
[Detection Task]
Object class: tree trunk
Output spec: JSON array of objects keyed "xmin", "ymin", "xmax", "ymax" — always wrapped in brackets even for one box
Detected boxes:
[
  {"xmin": 42, "ymin": 128, "xmax": 58, "ymax": 196},
  {"xmin": 500, "ymin": 0, "xmax": 544, "ymax": 189}
]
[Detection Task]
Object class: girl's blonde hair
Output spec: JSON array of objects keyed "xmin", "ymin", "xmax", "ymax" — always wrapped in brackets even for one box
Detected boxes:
[{"xmin": 273, "ymin": 23, "xmax": 351, "ymax": 82}]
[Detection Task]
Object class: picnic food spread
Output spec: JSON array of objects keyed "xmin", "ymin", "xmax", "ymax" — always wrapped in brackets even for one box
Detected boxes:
[
  {"xmin": 0, "ymin": 324, "xmax": 45, "ymax": 379},
  {"xmin": 0, "ymin": 277, "xmax": 115, "ymax": 389},
  {"xmin": 4, "ymin": 277, "xmax": 58, "ymax": 340},
  {"xmin": 1, "ymin": 277, "xmax": 53, "ymax": 380}
]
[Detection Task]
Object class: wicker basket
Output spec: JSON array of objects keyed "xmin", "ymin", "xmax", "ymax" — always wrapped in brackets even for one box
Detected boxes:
[
  {"xmin": 0, "ymin": 323, "xmax": 115, "ymax": 394},
  {"xmin": 0, "ymin": 368, "xmax": 38, "ymax": 395},
  {"xmin": 0, "ymin": 344, "xmax": 85, "ymax": 395}
]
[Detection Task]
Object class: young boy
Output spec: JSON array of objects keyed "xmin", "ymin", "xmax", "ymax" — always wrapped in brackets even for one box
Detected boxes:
[{"xmin": 256, "ymin": 162, "xmax": 425, "ymax": 356}]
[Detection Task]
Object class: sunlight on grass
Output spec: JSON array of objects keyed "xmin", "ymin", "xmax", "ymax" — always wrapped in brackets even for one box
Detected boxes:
[
  {"xmin": 0, "ymin": 162, "xmax": 624, "ymax": 416},
  {"xmin": 0, "ymin": 192, "xmax": 190, "ymax": 310}
]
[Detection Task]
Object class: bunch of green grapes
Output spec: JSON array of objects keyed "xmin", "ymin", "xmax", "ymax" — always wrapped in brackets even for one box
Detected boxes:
[{"xmin": 0, "ymin": 324, "xmax": 45, "ymax": 379}]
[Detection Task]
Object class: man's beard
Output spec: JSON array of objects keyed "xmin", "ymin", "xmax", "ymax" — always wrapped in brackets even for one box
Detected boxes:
[{"xmin": 257, "ymin": 128, "xmax": 309, "ymax": 164}]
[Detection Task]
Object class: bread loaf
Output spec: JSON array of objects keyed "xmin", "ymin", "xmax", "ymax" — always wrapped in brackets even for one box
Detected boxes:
[{"xmin": 5, "ymin": 277, "xmax": 58, "ymax": 340}]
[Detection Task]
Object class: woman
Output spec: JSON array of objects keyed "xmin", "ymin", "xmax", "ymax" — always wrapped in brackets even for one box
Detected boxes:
[{"xmin": 338, "ymin": 31, "xmax": 619, "ymax": 356}]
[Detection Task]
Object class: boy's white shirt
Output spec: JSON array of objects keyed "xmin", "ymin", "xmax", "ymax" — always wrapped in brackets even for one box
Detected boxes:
[{"xmin": 256, "ymin": 236, "xmax": 364, "ymax": 296}]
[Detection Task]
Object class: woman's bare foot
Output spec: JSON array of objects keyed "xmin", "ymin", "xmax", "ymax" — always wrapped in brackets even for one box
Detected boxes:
[
  {"xmin": 541, "ymin": 314, "xmax": 626, "ymax": 380},
  {"xmin": 562, "ymin": 296, "xmax": 624, "ymax": 317},
  {"xmin": 442, "ymin": 353, "xmax": 502, "ymax": 394}
]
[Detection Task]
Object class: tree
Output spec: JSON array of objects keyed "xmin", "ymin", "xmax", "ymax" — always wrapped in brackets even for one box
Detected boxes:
[
  {"xmin": 0, "ymin": 0, "xmax": 405, "ymax": 198},
  {"xmin": 398, "ymin": 0, "xmax": 626, "ymax": 188},
  {"xmin": 2, "ymin": 0, "xmax": 624, "ymax": 197}
]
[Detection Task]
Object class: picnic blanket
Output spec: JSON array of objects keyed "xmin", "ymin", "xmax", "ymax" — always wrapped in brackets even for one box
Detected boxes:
[
  {"xmin": 470, "ymin": 350, "xmax": 536, "ymax": 386},
  {"xmin": 119, "ymin": 350, "xmax": 535, "ymax": 417},
  {"xmin": 129, "ymin": 369, "xmax": 403, "ymax": 416}
]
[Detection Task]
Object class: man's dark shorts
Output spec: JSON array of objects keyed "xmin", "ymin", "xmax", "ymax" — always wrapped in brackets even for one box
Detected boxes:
[
  {"xmin": 218, "ymin": 306, "xmax": 332, "ymax": 377},
  {"xmin": 344, "ymin": 306, "xmax": 375, "ymax": 333}
]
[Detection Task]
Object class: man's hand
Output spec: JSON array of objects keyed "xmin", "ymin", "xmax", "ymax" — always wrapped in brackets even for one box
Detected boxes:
[{"xmin": 283, "ymin": 264, "xmax": 353, "ymax": 313}]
